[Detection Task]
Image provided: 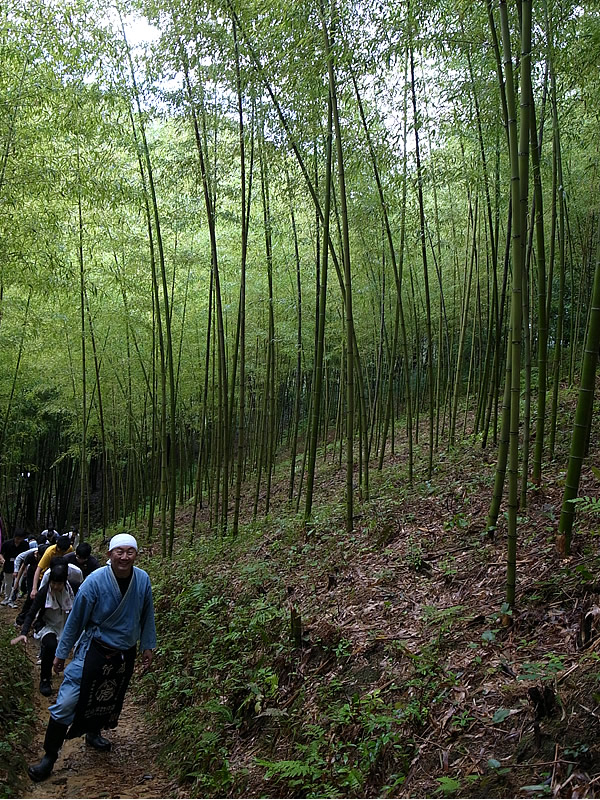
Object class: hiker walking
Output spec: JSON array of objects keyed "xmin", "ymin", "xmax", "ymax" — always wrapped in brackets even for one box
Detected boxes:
[
  {"xmin": 30, "ymin": 535, "xmax": 73, "ymax": 599},
  {"xmin": 0, "ymin": 529, "xmax": 29, "ymax": 606},
  {"xmin": 11, "ymin": 562, "xmax": 73, "ymax": 697},
  {"xmin": 14, "ymin": 543, "xmax": 48, "ymax": 626},
  {"xmin": 40, "ymin": 526, "xmax": 58, "ymax": 545},
  {"xmin": 27, "ymin": 533, "xmax": 156, "ymax": 782},
  {"xmin": 63, "ymin": 542, "xmax": 100, "ymax": 582}
]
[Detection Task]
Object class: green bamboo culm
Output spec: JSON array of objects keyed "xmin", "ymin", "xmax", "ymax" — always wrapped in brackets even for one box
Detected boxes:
[
  {"xmin": 557, "ymin": 225, "xmax": 600, "ymax": 555},
  {"xmin": 501, "ymin": 0, "xmax": 531, "ymax": 609}
]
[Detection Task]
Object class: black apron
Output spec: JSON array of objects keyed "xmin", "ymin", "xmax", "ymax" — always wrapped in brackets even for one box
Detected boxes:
[{"xmin": 66, "ymin": 638, "xmax": 136, "ymax": 739}]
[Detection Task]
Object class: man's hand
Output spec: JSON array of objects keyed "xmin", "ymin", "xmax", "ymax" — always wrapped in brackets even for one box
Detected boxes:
[
  {"xmin": 10, "ymin": 634, "xmax": 27, "ymax": 646},
  {"xmin": 30, "ymin": 587, "xmax": 37, "ymax": 599},
  {"xmin": 53, "ymin": 657, "xmax": 65, "ymax": 674},
  {"xmin": 141, "ymin": 649, "xmax": 154, "ymax": 673}
]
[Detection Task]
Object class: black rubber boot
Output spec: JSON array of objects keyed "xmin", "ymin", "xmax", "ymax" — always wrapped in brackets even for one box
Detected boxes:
[
  {"xmin": 28, "ymin": 717, "xmax": 68, "ymax": 782},
  {"xmin": 85, "ymin": 731, "xmax": 112, "ymax": 751},
  {"xmin": 40, "ymin": 633, "xmax": 57, "ymax": 688}
]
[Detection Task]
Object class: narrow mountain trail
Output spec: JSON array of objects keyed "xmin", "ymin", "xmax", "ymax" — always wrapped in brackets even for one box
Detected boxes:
[{"xmin": 1, "ymin": 605, "xmax": 183, "ymax": 799}]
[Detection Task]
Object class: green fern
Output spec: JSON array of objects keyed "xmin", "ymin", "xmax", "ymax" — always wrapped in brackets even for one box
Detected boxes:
[
  {"xmin": 256, "ymin": 758, "xmax": 322, "ymax": 781},
  {"xmin": 569, "ymin": 496, "xmax": 600, "ymax": 515}
]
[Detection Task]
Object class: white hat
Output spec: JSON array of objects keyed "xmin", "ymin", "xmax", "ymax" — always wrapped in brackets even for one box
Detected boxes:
[{"xmin": 108, "ymin": 533, "xmax": 138, "ymax": 551}]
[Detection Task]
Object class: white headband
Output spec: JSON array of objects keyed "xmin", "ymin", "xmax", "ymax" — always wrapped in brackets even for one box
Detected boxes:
[{"xmin": 108, "ymin": 533, "xmax": 138, "ymax": 552}]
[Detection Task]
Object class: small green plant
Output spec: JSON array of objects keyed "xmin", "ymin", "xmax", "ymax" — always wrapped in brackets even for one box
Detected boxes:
[
  {"xmin": 239, "ymin": 666, "xmax": 280, "ymax": 715},
  {"xmin": 564, "ymin": 742, "xmax": 590, "ymax": 760},
  {"xmin": 443, "ymin": 512, "xmax": 468, "ymax": 531},
  {"xmin": 406, "ymin": 534, "xmax": 424, "ymax": 570},
  {"xmin": 375, "ymin": 567, "xmax": 396, "ymax": 583},
  {"xmin": 434, "ymin": 775, "xmax": 462, "ymax": 796},
  {"xmin": 381, "ymin": 773, "xmax": 407, "ymax": 795},
  {"xmin": 517, "ymin": 636, "xmax": 538, "ymax": 650},
  {"xmin": 488, "ymin": 758, "xmax": 511, "ymax": 777},
  {"xmin": 451, "ymin": 709, "xmax": 475, "ymax": 730},
  {"xmin": 439, "ymin": 555, "xmax": 457, "ymax": 578},
  {"xmin": 492, "ymin": 707, "xmax": 513, "ymax": 724},
  {"xmin": 333, "ymin": 637, "xmax": 352, "ymax": 659},
  {"xmin": 574, "ymin": 564, "xmax": 595, "ymax": 581},
  {"xmin": 518, "ymin": 653, "xmax": 565, "ymax": 682},
  {"xmin": 520, "ymin": 781, "xmax": 552, "ymax": 796},
  {"xmin": 569, "ymin": 464, "xmax": 600, "ymax": 517},
  {"xmin": 257, "ymin": 750, "xmax": 325, "ymax": 788},
  {"xmin": 467, "ymin": 641, "xmax": 483, "ymax": 664},
  {"xmin": 569, "ymin": 495, "xmax": 600, "ymax": 533},
  {"xmin": 422, "ymin": 604, "xmax": 464, "ymax": 629}
]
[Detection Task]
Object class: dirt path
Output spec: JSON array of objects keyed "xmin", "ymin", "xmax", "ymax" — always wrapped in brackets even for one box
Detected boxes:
[{"xmin": 2, "ymin": 605, "xmax": 183, "ymax": 799}]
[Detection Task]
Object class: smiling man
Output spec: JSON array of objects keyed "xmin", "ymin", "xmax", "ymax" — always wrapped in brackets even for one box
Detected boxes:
[{"xmin": 27, "ymin": 533, "xmax": 156, "ymax": 782}]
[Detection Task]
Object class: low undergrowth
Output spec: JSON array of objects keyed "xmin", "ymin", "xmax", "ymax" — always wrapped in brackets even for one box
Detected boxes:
[
  {"xmin": 131, "ymin": 424, "xmax": 600, "ymax": 798},
  {"xmin": 133, "ymin": 469, "xmax": 469, "ymax": 795},
  {"xmin": 138, "ymin": 527, "xmax": 290, "ymax": 795},
  {"xmin": 135, "ymin": 509, "xmax": 439, "ymax": 797},
  {"xmin": 0, "ymin": 625, "xmax": 35, "ymax": 797}
]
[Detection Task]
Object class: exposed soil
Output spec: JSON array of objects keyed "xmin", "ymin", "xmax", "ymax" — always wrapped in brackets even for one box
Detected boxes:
[{"xmin": 1, "ymin": 605, "xmax": 183, "ymax": 800}]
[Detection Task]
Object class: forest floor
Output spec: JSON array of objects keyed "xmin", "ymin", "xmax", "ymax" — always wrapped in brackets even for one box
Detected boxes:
[
  {"xmin": 0, "ymin": 604, "xmax": 184, "ymax": 799},
  {"xmin": 141, "ymin": 395, "xmax": 600, "ymax": 799}
]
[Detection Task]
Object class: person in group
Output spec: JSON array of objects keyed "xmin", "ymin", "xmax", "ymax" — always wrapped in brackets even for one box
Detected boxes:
[
  {"xmin": 40, "ymin": 526, "xmax": 58, "ymax": 545},
  {"xmin": 63, "ymin": 542, "xmax": 99, "ymax": 582},
  {"xmin": 0, "ymin": 529, "xmax": 30, "ymax": 606},
  {"xmin": 22, "ymin": 554, "xmax": 79, "ymax": 665},
  {"xmin": 65, "ymin": 527, "xmax": 80, "ymax": 549},
  {"xmin": 11, "ymin": 563, "xmax": 74, "ymax": 697},
  {"xmin": 40, "ymin": 556, "xmax": 83, "ymax": 594},
  {"xmin": 30, "ymin": 535, "xmax": 73, "ymax": 599},
  {"xmin": 27, "ymin": 533, "xmax": 156, "ymax": 782},
  {"xmin": 9, "ymin": 539, "xmax": 38, "ymax": 603},
  {"xmin": 14, "ymin": 543, "xmax": 48, "ymax": 626}
]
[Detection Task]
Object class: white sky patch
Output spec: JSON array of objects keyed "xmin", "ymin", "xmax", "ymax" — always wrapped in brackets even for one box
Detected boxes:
[
  {"xmin": 104, "ymin": 7, "xmax": 160, "ymax": 49},
  {"xmin": 120, "ymin": 13, "xmax": 160, "ymax": 47}
]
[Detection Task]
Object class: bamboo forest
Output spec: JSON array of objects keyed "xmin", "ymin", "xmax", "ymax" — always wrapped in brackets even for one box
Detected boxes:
[{"xmin": 1, "ymin": 0, "xmax": 600, "ymax": 796}]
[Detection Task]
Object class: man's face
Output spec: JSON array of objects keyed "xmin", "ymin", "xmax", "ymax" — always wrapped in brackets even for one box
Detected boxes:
[
  {"xmin": 108, "ymin": 546, "xmax": 137, "ymax": 578},
  {"xmin": 75, "ymin": 555, "xmax": 87, "ymax": 566}
]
